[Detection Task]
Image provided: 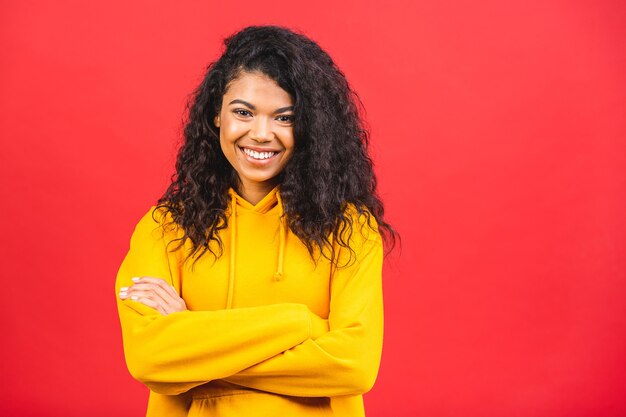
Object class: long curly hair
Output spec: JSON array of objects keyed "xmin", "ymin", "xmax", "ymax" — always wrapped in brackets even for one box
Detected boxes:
[{"xmin": 156, "ymin": 24, "xmax": 397, "ymax": 267}]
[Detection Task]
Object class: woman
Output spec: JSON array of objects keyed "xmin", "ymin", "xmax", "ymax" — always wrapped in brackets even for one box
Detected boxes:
[{"xmin": 115, "ymin": 25, "xmax": 396, "ymax": 417}]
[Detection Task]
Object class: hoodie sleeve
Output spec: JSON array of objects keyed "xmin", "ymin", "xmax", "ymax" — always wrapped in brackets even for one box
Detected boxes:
[
  {"xmin": 223, "ymin": 209, "xmax": 385, "ymax": 397},
  {"xmin": 115, "ymin": 207, "xmax": 327, "ymax": 396}
]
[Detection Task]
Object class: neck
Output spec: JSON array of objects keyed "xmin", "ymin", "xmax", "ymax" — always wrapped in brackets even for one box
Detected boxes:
[{"xmin": 237, "ymin": 181, "xmax": 277, "ymax": 205}]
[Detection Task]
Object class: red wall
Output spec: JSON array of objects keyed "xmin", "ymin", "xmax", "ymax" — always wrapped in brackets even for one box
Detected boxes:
[{"xmin": 1, "ymin": 1, "xmax": 625, "ymax": 416}]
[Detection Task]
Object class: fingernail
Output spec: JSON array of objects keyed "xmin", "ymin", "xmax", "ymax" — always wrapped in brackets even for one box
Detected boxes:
[
  {"xmin": 119, "ymin": 291, "xmax": 127, "ymax": 298},
  {"xmin": 131, "ymin": 296, "xmax": 138, "ymax": 300},
  {"xmin": 131, "ymin": 277, "xmax": 140, "ymax": 282},
  {"xmin": 120, "ymin": 286, "xmax": 129, "ymax": 292}
]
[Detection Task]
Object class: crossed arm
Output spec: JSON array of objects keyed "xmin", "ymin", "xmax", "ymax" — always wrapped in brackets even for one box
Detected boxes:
[{"xmin": 115, "ymin": 207, "xmax": 383, "ymax": 397}]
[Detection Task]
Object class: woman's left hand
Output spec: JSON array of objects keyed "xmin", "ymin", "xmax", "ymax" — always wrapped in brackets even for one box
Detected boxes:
[{"xmin": 118, "ymin": 276, "xmax": 187, "ymax": 316}]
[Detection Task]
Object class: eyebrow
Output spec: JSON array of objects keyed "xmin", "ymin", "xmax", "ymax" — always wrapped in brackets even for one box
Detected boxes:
[{"xmin": 228, "ymin": 99, "xmax": 294, "ymax": 113}]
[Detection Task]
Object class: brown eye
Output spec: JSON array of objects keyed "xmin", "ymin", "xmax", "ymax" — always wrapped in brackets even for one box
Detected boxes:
[
  {"xmin": 234, "ymin": 109, "xmax": 252, "ymax": 117},
  {"xmin": 277, "ymin": 115, "xmax": 294, "ymax": 123}
]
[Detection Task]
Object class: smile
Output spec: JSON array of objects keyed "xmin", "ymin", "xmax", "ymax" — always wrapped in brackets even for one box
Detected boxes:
[{"xmin": 240, "ymin": 147, "xmax": 278, "ymax": 160}]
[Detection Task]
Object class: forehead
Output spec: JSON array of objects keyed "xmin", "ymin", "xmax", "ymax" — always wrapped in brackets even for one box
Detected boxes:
[{"xmin": 223, "ymin": 71, "xmax": 293, "ymax": 105}]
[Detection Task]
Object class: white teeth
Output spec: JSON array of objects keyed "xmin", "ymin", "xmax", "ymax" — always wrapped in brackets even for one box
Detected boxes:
[{"xmin": 243, "ymin": 148, "xmax": 276, "ymax": 160}]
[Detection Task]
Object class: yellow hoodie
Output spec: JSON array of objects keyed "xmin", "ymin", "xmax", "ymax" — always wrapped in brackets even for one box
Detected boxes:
[{"xmin": 115, "ymin": 186, "xmax": 384, "ymax": 416}]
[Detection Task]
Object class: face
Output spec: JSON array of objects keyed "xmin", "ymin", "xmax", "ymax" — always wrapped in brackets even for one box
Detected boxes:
[{"xmin": 214, "ymin": 71, "xmax": 295, "ymax": 199}]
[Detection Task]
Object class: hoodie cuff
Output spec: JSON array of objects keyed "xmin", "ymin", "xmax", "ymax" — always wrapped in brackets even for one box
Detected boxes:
[{"xmin": 308, "ymin": 310, "xmax": 330, "ymax": 340}]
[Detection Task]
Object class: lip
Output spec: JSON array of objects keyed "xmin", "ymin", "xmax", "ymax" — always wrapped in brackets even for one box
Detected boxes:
[
  {"xmin": 238, "ymin": 145, "xmax": 282, "ymax": 153},
  {"xmin": 238, "ymin": 145, "xmax": 281, "ymax": 165}
]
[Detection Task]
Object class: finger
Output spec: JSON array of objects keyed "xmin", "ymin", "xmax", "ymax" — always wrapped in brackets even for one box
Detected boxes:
[
  {"xmin": 125, "ymin": 289, "xmax": 165, "ymax": 308},
  {"xmin": 132, "ymin": 277, "xmax": 185, "ymax": 309},
  {"xmin": 127, "ymin": 282, "xmax": 176, "ymax": 309},
  {"xmin": 126, "ymin": 289, "xmax": 170, "ymax": 315},
  {"xmin": 120, "ymin": 283, "xmax": 182, "ymax": 313},
  {"xmin": 131, "ymin": 295, "xmax": 168, "ymax": 316},
  {"xmin": 132, "ymin": 277, "xmax": 180, "ymax": 298},
  {"xmin": 118, "ymin": 286, "xmax": 130, "ymax": 299}
]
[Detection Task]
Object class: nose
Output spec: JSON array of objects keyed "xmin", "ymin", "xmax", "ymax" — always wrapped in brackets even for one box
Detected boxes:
[{"xmin": 249, "ymin": 116, "xmax": 272, "ymax": 142}]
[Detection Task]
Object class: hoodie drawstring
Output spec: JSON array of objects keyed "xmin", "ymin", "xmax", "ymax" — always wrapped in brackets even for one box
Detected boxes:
[
  {"xmin": 226, "ymin": 192, "xmax": 237, "ymax": 309},
  {"xmin": 274, "ymin": 192, "xmax": 287, "ymax": 281}
]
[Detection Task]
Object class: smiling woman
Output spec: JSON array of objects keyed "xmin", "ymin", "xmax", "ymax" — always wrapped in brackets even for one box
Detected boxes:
[{"xmin": 115, "ymin": 25, "xmax": 397, "ymax": 417}]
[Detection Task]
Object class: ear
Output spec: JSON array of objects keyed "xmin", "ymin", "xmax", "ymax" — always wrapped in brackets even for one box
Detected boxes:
[{"xmin": 213, "ymin": 115, "xmax": 221, "ymax": 128}]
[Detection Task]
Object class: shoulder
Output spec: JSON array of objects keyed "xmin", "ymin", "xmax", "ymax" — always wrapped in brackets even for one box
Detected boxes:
[
  {"xmin": 131, "ymin": 205, "xmax": 183, "ymax": 244},
  {"xmin": 333, "ymin": 204, "xmax": 382, "ymax": 267},
  {"xmin": 342, "ymin": 203, "xmax": 382, "ymax": 243}
]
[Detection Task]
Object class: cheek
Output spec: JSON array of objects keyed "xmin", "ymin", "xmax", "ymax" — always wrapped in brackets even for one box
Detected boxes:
[
  {"xmin": 282, "ymin": 143, "xmax": 296, "ymax": 164},
  {"xmin": 220, "ymin": 122, "xmax": 241, "ymax": 148},
  {"xmin": 221, "ymin": 125, "xmax": 235, "ymax": 139},
  {"xmin": 282, "ymin": 129, "xmax": 295, "ymax": 151},
  {"xmin": 220, "ymin": 115, "xmax": 244, "ymax": 137},
  {"xmin": 218, "ymin": 134, "xmax": 233, "ymax": 159}
]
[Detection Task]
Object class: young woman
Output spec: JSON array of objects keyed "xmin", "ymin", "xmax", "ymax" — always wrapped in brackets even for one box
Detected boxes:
[{"xmin": 115, "ymin": 25, "xmax": 396, "ymax": 417}]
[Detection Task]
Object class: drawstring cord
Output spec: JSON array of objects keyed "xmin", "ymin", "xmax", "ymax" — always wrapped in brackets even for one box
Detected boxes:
[
  {"xmin": 274, "ymin": 191, "xmax": 287, "ymax": 281},
  {"xmin": 226, "ymin": 192, "xmax": 237, "ymax": 309}
]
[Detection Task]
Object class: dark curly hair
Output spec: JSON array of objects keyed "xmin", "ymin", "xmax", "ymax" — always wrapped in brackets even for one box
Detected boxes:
[{"xmin": 155, "ymin": 24, "xmax": 397, "ymax": 267}]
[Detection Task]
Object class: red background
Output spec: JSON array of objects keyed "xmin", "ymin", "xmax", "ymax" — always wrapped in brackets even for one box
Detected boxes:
[{"xmin": 1, "ymin": 1, "xmax": 625, "ymax": 416}]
